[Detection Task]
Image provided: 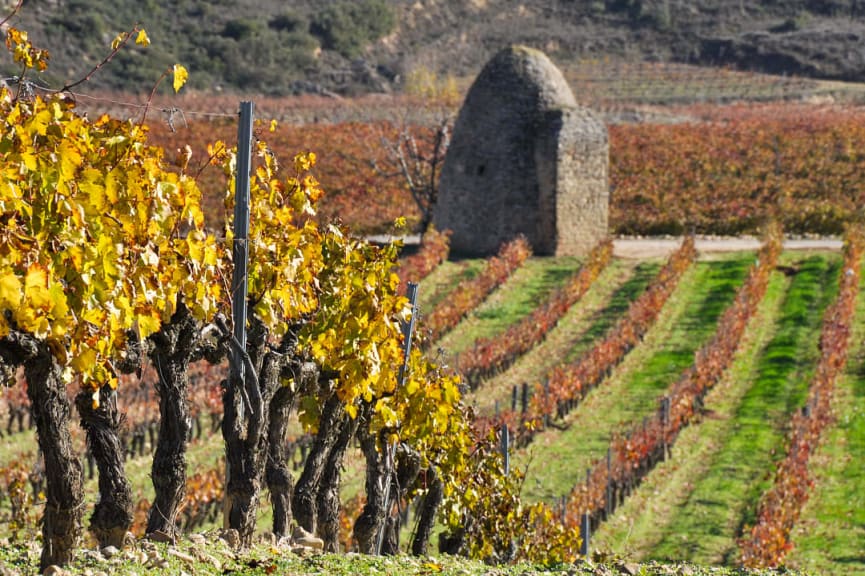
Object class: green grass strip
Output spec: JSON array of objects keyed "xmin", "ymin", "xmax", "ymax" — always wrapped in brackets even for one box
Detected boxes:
[
  {"xmin": 563, "ymin": 260, "xmax": 662, "ymax": 365},
  {"xmin": 592, "ymin": 259, "xmax": 790, "ymax": 561},
  {"xmin": 644, "ymin": 253, "xmax": 841, "ymax": 566},
  {"xmin": 786, "ymin": 265, "xmax": 865, "ymax": 575},
  {"xmin": 436, "ymin": 256, "xmax": 581, "ymax": 356},
  {"xmin": 418, "ymin": 259, "xmax": 485, "ymax": 314},
  {"xmin": 515, "ymin": 254, "xmax": 753, "ymax": 503},
  {"xmin": 470, "ymin": 259, "xmax": 657, "ymax": 415}
]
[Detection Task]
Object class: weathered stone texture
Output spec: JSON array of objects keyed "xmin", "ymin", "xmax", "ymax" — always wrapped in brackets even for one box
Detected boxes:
[{"xmin": 435, "ymin": 45, "xmax": 608, "ymax": 257}]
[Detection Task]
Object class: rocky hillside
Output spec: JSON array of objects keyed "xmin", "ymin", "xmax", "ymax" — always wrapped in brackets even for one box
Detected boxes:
[{"xmin": 3, "ymin": 0, "xmax": 865, "ymax": 96}]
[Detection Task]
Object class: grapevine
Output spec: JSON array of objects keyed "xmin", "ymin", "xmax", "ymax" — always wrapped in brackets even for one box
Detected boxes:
[
  {"xmin": 422, "ymin": 236, "xmax": 532, "ymax": 342},
  {"xmin": 459, "ymin": 238, "xmax": 613, "ymax": 388},
  {"xmin": 739, "ymin": 225, "xmax": 864, "ymax": 568}
]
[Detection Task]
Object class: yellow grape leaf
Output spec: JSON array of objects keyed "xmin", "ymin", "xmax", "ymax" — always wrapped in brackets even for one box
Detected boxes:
[
  {"xmin": 80, "ymin": 167, "xmax": 105, "ymax": 207},
  {"xmin": 0, "ymin": 271, "xmax": 22, "ymax": 310},
  {"xmin": 111, "ymin": 33, "xmax": 125, "ymax": 50},
  {"xmin": 137, "ymin": 313, "xmax": 161, "ymax": 338},
  {"xmin": 345, "ymin": 403, "xmax": 357, "ymax": 419},
  {"xmin": 172, "ymin": 64, "xmax": 188, "ymax": 93},
  {"xmin": 82, "ymin": 307, "xmax": 106, "ymax": 326},
  {"xmin": 20, "ymin": 150, "xmax": 38, "ymax": 172},
  {"xmin": 24, "ymin": 264, "xmax": 51, "ymax": 309},
  {"xmin": 269, "ymin": 119, "xmax": 278, "ymax": 133},
  {"xmin": 58, "ymin": 140, "xmax": 83, "ymax": 184},
  {"xmin": 31, "ymin": 109, "xmax": 51, "ymax": 136},
  {"xmin": 72, "ymin": 347, "xmax": 97, "ymax": 373},
  {"xmin": 104, "ymin": 169, "xmax": 119, "ymax": 204},
  {"xmin": 135, "ymin": 29, "xmax": 150, "ymax": 47},
  {"xmin": 48, "ymin": 281, "xmax": 68, "ymax": 320}
]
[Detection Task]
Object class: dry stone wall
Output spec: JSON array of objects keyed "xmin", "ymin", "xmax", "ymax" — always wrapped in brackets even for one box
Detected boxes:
[{"xmin": 435, "ymin": 45, "xmax": 608, "ymax": 257}]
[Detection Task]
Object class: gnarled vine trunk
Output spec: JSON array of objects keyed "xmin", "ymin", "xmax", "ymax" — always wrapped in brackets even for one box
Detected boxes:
[
  {"xmin": 386, "ymin": 445, "xmax": 421, "ymax": 554},
  {"xmin": 146, "ymin": 301, "xmax": 199, "ymax": 539},
  {"xmin": 266, "ymin": 385, "xmax": 297, "ymax": 538},
  {"xmin": 292, "ymin": 391, "xmax": 344, "ymax": 535},
  {"xmin": 316, "ymin": 411, "xmax": 360, "ymax": 552},
  {"xmin": 411, "ymin": 466, "xmax": 443, "ymax": 556},
  {"xmin": 266, "ymin": 359, "xmax": 316, "ymax": 538},
  {"xmin": 353, "ymin": 406, "xmax": 389, "ymax": 555},
  {"xmin": 75, "ymin": 385, "xmax": 133, "ymax": 549},
  {"xmin": 223, "ymin": 317, "xmax": 308, "ymax": 545},
  {"xmin": 222, "ymin": 317, "xmax": 268, "ymax": 545},
  {"xmin": 0, "ymin": 334, "xmax": 85, "ymax": 571}
]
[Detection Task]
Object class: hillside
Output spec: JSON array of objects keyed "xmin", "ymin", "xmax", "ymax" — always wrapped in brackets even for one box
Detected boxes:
[{"xmin": 3, "ymin": 0, "xmax": 865, "ymax": 96}]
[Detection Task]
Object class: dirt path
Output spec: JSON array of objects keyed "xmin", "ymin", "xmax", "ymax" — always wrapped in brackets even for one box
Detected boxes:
[{"xmin": 613, "ymin": 236, "xmax": 842, "ymax": 259}]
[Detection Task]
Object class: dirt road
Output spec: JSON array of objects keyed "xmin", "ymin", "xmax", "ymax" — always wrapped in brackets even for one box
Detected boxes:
[{"xmin": 613, "ymin": 236, "xmax": 843, "ymax": 259}]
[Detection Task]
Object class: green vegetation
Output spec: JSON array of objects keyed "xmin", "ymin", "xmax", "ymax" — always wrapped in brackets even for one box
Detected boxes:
[
  {"xmin": 6, "ymin": 0, "xmax": 865, "ymax": 98},
  {"xmin": 436, "ymin": 257, "xmax": 582, "ymax": 355},
  {"xmin": 646, "ymin": 255, "xmax": 840, "ymax": 564},
  {"xmin": 786, "ymin": 265, "xmax": 865, "ymax": 574},
  {"xmin": 5, "ymin": 0, "xmax": 392, "ymax": 95},
  {"xmin": 417, "ymin": 259, "xmax": 486, "ymax": 315},
  {"xmin": 593, "ymin": 262, "xmax": 791, "ymax": 561},
  {"xmin": 561, "ymin": 260, "xmax": 660, "ymax": 364},
  {"xmin": 469, "ymin": 259, "xmax": 651, "ymax": 415},
  {"xmin": 595, "ymin": 254, "xmax": 841, "ymax": 565},
  {"xmin": 513, "ymin": 254, "xmax": 754, "ymax": 502},
  {"xmin": 309, "ymin": 0, "xmax": 395, "ymax": 59}
]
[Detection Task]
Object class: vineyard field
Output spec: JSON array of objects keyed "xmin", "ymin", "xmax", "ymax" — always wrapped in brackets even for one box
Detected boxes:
[
  {"xmin": 7, "ymin": 10, "xmax": 865, "ymax": 571},
  {"xmin": 137, "ymin": 102, "xmax": 865, "ymax": 238},
  {"xmin": 508, "ymin": 253, "xmax": 754, "ymax": 502},
  {"xmin": 2, "ymin": 245, "xmax": 859, "ymax": 573},
  {"xmin": 435, "ymin": 256, "xmax": 582, "ymax": 356},
  {"xmin": 592, "ymin": 253, "xmax": 842, "ymax": 565},
  {"xmin": 786, "ymin": 266, "xmax": 865, "ymax": 574},
  {"xmin": 468, "ymin": 259, "xmax": 660, "ymax": 417}
]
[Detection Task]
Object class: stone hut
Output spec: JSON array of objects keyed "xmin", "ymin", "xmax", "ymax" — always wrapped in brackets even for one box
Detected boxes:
[{"xmin": 434, "ymin": 45, "xmax": 608, "ymax": 257}]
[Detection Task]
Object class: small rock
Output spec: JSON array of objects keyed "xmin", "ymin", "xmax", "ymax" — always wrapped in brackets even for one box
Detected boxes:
[
  {"xmin": 202, "ymin": 554, "xmax": 222, "ymax": 571},
  {"xmin": 617, "ymin": 562, "xmax": 641, "ymax": 575},
  {"xmin": 187, "ymin": 533, "xmax": 206, "ymax": 546},
  {"xmin": 218, "ymin": 528, "xmax": 241, "ymax": 549},
  {"xmin": 100, "ymin": 546, "xmax": 119, "ymax": 559},
  {"xmin": 291, "ymin": 525, "xmax": 323, "ymax": 550},
  {"xmin": 147, "ymin": 556, "xmax": 170, "ymax": 570},
  {"xmin": 168, "ymin": 549, "xmax": 196, "ymax": 565},
  {"xmin": 42, "ymin": 567, "xmax": 66, "ymax": 576}
]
